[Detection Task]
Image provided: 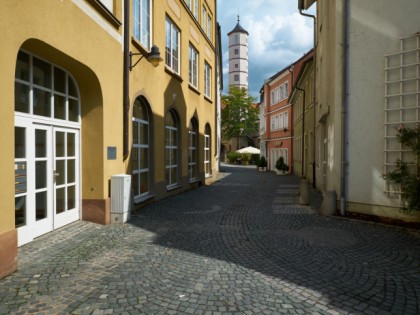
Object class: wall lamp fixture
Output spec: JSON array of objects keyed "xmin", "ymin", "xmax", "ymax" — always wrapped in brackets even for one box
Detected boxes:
[{"xmin": 129, "ymin": 45, "xmax": 163, "ymax": 70}]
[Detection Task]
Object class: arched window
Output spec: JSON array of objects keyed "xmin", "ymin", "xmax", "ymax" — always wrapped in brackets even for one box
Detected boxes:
[
  {"xmin": 204, "ymin": 124, "xmax": 211, "ymax": 176},
  {"xmin": 188, "ymin": 118, "xmax": 198, "ymax": 181},
  {"xmin": 165, "ymin": 109, "xmax": 179, "ymax": 188},
  {"xmin": 132, "ymin": 97, "xmax": 151, "ymax": 201}
]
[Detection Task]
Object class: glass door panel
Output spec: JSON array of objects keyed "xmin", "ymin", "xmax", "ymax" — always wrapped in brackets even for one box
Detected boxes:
[
  {"xmin": 53, "ymin": 128, "xmax": 79, "ymax": 228},
  {"xmin": 31, "ymin": 125, "xmax": 53, "ymax": 239}
]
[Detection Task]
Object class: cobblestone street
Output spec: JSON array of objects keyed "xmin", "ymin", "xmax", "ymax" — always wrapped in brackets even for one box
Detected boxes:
[{"xmin": 1, "ymin": 164, "xmax": 419, "ymax": 315}]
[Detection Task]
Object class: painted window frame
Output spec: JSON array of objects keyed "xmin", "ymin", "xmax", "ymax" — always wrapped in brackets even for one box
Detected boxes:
[
  {"xmin": 165, "ymin": 17, "xmax": 180, "ymax": 74},
  {"xmin": 165, "ymin": 109, "xmax": 179, "ymax": 189},
  {"xmin": 188, "ymin": 118, "xmax": 198, "ymax": 182},
  {"xmin": 132, "ymin": 97, "xmax": 151, "ymax": 202},
  {"xmin": 204, "ymin": 61, "xmax": 212, "ymax": 98},
  {"xmin": 189, "ymin": 44, "xmax": 199, "ymax": 88},
  {"xmin": 15, "ymin": 50, "xmax": 81, "ymax": 125},
  {"xmin": 204, "ymin": 124, "xmax": 211, "ymax": 177},
  {"xmin": 133, "ymin": 0, "xmax": 152, "ymax": 50}
]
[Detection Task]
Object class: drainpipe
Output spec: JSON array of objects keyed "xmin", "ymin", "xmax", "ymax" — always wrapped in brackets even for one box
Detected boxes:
[
  {"xmin": 299, "ymin": 7, "xmax": 316, "ymax": 188},
  {"xmin": 296, "ymin": 87, "xmax": 305, "ymax": 176},
  {"xmin": 123, "ymin": 0, "xmax": 130, "ymax": 161},
  {"xmin": 340, "ymin": 0, "xmax": 350, "ymax": 216}
]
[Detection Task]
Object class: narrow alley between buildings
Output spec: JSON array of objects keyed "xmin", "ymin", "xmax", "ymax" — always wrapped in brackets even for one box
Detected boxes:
[{"xmin": 1, "ymin": 164, "xmax": 419, "ymax": 315}]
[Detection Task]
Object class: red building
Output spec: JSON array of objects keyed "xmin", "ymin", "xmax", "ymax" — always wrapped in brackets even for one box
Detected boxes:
[{"xmin": 260, "ymin": 50, "xmax": 313, "ymax": 172}]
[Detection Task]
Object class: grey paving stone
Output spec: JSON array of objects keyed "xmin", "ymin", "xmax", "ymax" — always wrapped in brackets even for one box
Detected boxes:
[{"xmin": 1, "ymin": 164, "xmax": 419, "ymax": 315}]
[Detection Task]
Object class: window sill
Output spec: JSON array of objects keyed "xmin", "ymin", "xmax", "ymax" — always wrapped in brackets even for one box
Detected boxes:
[
  {"xmin": 204, "ymin": 95, "xmax": 213, "ymax": 103},
  {"xmin": 165, "ymin": 67, "xmax": 183, "ymax": 82},
  {"xmin": 166, "ymin": 184, "xmax": 182, "ymax": 191},
  {"xmin": 188, "ymin": 84, "xmax": 201, "ymax": 95},
  {"xmin": 205, "ymin": 174, "xmax": 212, "ymax": 179},
  {"xmin": 134, "ymin": 194, "xmax": 155, "ymax": 205},
  {"xmin": 85, "ymin": 0, "xmax": 122, "ymax": 29},
  {"xmin": 131, "ymin": 36, "xmax": 150, "ymax": 56},
  {"xmin": 189, "ymin": 178, "xmax": 200, "ymax": 184}
]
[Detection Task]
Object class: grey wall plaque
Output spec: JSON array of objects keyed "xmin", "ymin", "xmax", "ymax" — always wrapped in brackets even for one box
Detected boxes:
[{"xmin": 107, "ymin": 146, "xmax": 117, "ymax": 160}]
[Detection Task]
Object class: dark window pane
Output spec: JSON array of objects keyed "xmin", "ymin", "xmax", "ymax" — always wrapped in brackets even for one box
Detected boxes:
[
  {"xmin": 33, "ymin": 88, "xmax": 51, "ymax": 117},
  {"xmin": 36, "ymin": 161, "xmax": 47, "ymax": 189},
  {"xmin": 56, "ymin": 187, "xmax": 65, "ymax": 214},
  {"xmin": 33, "ymin": 57, "xmax": 51, "ymax": 88},
  {"xmin": 35, "ymin": 129, "xmax": 47, "ymax": 158},
  {"xmin": 15, "ymin": 127, "xmax": 26, "ymax": 158},
  {"xmin": 54, "ymin": 94, "xmax": 66, "ymax": 119},
  {"xmin": 68, "ymin": 99, "xmax": 79, "ymax": 122},
  {"xmin": 15, "ymin": 196, "xmax": 26, "ymax": 228},
  {"xmin": 15, "ymin": 82, "xmax": 30, "ymax": 113},
  {"xmin": 15, "ymin": 51, "xmax": 30, "ymax": 81},
  {"xmin": 36, "ymin": 191, "xmax": 47, "ymax": 221},
  {"xmin": 54, "ymin": 67, "xmax": 66, "ymax": 93}
]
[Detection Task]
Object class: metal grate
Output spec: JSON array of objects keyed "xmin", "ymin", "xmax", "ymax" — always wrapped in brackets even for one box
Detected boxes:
[{"xmin": 384, "ymin": 33, "xmax": 420, "ymax": 196}]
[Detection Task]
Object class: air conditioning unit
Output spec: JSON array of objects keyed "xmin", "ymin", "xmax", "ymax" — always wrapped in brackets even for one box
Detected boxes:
[{"xmin": 110, "ymin": 174, "xmax": 131, "ymax": 223}]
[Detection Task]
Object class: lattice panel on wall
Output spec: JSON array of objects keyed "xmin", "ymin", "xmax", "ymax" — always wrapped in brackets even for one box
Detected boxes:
[{"xmin": 384, "ymin": 33, "xmax": 420, "ymax": 195}]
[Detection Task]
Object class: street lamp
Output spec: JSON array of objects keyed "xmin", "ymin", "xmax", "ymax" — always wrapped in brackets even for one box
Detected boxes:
[{"xmin": 129, "ymin": 45, "xmax": 163, "ymax": 71}]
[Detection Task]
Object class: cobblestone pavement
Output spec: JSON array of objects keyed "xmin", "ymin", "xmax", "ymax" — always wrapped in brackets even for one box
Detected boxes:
[{"xmin": 1, "ymin": 164, "xmax": 420, "ymax": 315}]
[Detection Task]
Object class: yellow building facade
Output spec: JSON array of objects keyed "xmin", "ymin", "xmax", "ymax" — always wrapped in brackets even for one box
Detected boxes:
[{"xmin": 0, "ymin": 0, "xmax": 219, "ymax": 279}]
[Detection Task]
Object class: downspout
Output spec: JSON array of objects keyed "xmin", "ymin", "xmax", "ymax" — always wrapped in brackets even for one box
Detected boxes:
[
  {"xmin": 123, "ymin": 0, "xmax": 130, "ymax": 161},
  {"xmin": 296, "ymin": 87, "xmax": 305, "ymax": 176},
  {"xmin": 299, "ymin": 7, "xmax": 316, "ymax": 188},
  {"xmin": 340, "ymin": 0, "xmax": 350, "ymax": 216}
]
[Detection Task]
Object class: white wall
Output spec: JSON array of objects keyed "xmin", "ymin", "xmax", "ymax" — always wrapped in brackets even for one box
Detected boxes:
[{"xmin": 346, "ymin": 0, "xmax": 420, "ymax": 207}]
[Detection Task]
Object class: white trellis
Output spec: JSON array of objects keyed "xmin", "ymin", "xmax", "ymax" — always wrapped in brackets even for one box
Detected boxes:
[{"xmin": 384, "ymin": 33, "xmax": 420, "ymax": 196}]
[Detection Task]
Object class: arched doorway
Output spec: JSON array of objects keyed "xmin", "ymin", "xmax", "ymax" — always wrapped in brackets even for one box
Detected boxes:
[{"xmin": 14, "ymin": 50, "xmax": 81, "ymax": 246}]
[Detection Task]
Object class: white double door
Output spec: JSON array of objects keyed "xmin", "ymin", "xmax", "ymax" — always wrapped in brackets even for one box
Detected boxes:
[{"xmin": 15, "ymin": 118, "xmax": 80, "ymax": 246}]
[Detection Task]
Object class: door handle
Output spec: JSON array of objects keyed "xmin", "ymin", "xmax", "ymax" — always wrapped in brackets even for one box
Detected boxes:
[{"xmin": 53, "ymin": 170, "xmax": 60, "ymax": 178}]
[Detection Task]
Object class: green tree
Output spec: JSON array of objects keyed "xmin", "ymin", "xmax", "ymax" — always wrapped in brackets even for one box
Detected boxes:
[{"xmin": 221, "ymin": 86, "xmax": 259, "ymax": 149}]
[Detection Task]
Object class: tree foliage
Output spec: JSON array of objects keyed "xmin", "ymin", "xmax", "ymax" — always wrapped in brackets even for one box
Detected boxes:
[{"xmin": 221, "ymin": 86, "xmax": 259, "ymax": 141}]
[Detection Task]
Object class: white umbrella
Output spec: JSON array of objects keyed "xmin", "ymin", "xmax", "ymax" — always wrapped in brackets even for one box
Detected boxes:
[{"xmin": 236, "ymin": 146, "xmax": 260, "ymax": 154}]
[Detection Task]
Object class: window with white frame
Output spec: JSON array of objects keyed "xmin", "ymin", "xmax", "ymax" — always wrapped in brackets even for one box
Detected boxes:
[
  {"xmin": 204, "ymin": 61, "xmax": 212, "ymax": 98},
  {"xmin": 189, "ymin": 44, "xmax": 198, "ymax": 88},
  {"xmin": 165, "ymin": 110, "xmax": 179, "ymax": 188},
  {"xmin": 165, "ymin": 18, "xmax": 180, "ymax": 74},
  {"xmin": 270, "ymin": 81, "xmax": 290, "ymax": 105},
  {"xmin": 133, "ymin": 0, "xmax": 151, "ymax": 50},
  {"xmin": 270, "ymin": 116, "xmax": 276, "ymax": 130},
  {"xmin": 132, "ymin": 97, "xmax": 151, "ymax": 201},
  {"xmin": 15, "ymin": 50, "xmax": 80, "ymax": 122},
  {"xmin": 189, "ymin": 118, "xmax": 198, "ymax": 181},
  {"xmin": 284, "ymin": 81, "xmax": 289, "ymax": 99},
  {"xmin": 234, "ymin": 49, "xmax": 239, "ymax": 55},
  {"xmin": 204, "ymin": 124, "xmax": 211, "ymax": 176},
  {"xmin": 283, "ymin": 112, "xmax": 289, "ymax": 129},
  {"xmin": 202, "ymin": 6, "xmax": 207, "ymax": 30},
  {"xmin": 193, "ymin": 0, "xmax": 198, "ymax": 19},
  {"xmin": 207, "ymin": 14, "xmax": 212, "ymax": 38}
]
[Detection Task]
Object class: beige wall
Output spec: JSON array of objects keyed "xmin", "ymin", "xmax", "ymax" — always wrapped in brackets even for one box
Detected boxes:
[
  {"xmin": 128, "ymin": 0, "xmax": 218, "ymax": 198},
  {"xmin": 0, "ymin": 0, "xmax": 218, "ymax": 278}
]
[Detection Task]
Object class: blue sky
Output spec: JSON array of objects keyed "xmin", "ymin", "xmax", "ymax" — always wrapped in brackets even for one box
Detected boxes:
[{"xmin": 217, "ymin": 0, "xmax": 316, "ymax": 98}]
